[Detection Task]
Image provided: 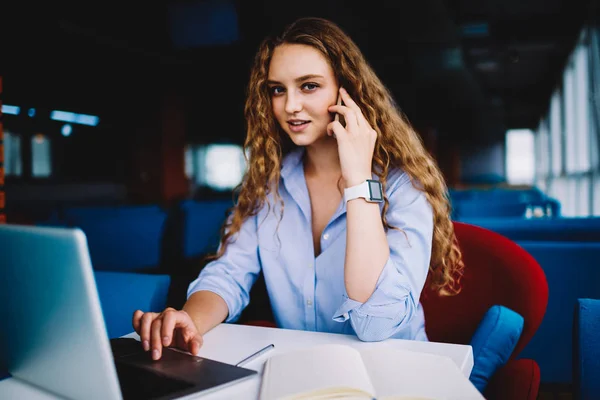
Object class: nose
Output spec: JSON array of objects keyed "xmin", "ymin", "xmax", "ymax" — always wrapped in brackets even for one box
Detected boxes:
[{"xmin": 284, "ymin": 92, "xmax": 302, "ymax": 114}]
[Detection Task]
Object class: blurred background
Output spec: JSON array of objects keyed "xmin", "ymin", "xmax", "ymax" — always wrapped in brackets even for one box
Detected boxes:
[{"xmin": 1, "ymin": 0, "xmax": 598, "ymax": 214}]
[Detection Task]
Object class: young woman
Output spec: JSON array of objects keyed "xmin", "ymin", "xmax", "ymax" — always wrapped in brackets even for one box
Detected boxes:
[{"xmin": 133, "ymin": 17, "xmax": 463, "ymax": 361}]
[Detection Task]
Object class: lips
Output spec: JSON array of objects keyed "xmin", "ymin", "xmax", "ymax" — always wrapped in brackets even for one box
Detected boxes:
[
  {"xmin": 287, "ymin": 120, "xmax": 311, "ymax": 132},
  {"xmin": 288, "ymin": 119, "xmax": 310, "ymax": 125}
]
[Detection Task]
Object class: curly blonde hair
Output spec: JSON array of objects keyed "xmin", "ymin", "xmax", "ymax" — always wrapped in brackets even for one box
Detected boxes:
[{"xmin": 206, "ymin": 17, "xmax": 464, "ymax": 296}]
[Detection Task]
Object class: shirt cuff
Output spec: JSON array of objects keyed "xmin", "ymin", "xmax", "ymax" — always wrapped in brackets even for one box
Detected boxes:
[
  {"xmin": 332, "ymin": 296, "xmax": 364, "ymax": 322},
  {"xmin": 332, "ymin": 257, "xmax": 408, "ymax": 322},
  {"xmin": 187, "ymin": 279, "xmax": 240, "ymax": 323}
]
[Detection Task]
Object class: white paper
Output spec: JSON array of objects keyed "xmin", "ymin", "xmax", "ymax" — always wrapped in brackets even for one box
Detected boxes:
[
  {"xmin": 259, "ymin": 344, "xmax": 376, "ymax": 400},
  {"xmin": 359, "ymin": 345, "xmax": 484, "ymax": 400}
]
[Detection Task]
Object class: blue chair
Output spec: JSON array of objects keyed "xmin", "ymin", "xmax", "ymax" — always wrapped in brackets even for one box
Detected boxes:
[
  {"xmin": 457, "ymin": 216, "xmax": 600, "ymax": 242},
  {"xmin": 180, "ymin": 200, "xmax": 233, "ymax": 258},
  {"xmin": 37, "ymin": 205, "xmax": 169, "ymax": 271},
  {"xmin": 517, "ymin": 242, "xmax": 600, "ymax": 383},
  {"xmin": 573, "ymin": 298, "xmax": 600, "ymax": 400},
  {"xmin": 94, "ymin": 271, "xmax": 171, "ymax": 338}
]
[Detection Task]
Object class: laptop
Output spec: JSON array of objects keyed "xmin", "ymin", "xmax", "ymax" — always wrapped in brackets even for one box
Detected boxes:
[{"xmin": 0, "ymin": 224, "xmax": 257, "ymax": 400}]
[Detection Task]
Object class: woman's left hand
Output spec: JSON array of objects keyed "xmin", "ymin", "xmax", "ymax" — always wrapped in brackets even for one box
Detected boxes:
[{"xmin": 327, "ymin": 87, "xmax": 378, "ymax": 188}]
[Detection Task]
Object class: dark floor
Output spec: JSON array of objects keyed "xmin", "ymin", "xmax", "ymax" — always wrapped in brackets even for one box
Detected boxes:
[{"xmin": 538, "ymin": 383, "xmax": 573, "ymax": 400}]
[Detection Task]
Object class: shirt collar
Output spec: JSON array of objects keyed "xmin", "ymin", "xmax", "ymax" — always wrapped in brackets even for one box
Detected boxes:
[{"xmin": 280, "ymin": 147, "xmax": 305, "ymax": 180}]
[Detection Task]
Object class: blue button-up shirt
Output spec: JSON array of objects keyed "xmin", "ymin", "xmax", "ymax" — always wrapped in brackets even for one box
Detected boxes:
[{"xmin": 187, "ymin": 147, "xmax": 433, "ymax": 342}]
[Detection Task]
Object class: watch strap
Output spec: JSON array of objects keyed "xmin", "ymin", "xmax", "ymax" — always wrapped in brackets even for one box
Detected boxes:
[
  {"xmin": 344, "ymin": 181, "xmax": 370, "ymax": 203},
  {"xmin": 344, "ymin": 180, "xmax": 383, "ymax": 203}
]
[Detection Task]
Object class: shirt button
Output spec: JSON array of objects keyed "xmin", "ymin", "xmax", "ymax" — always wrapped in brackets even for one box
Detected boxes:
[
  {"xmin": 307, "ymin": 299, "xmax": 313, "ymax": 307},
  {"xmin": 323, "ymin": 233, "xmax": 330, "ymax": 240}
]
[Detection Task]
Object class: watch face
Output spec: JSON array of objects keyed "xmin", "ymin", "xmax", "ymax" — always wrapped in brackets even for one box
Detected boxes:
[{"xmin": 367, "ymin": 180, "xmax": 383, "ymax": 201}]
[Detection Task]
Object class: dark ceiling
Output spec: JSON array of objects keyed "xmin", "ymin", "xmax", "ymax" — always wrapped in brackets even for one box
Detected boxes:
[{"xmin": 1, "ymin": 0, "xmax": 595, "ymax": 146}]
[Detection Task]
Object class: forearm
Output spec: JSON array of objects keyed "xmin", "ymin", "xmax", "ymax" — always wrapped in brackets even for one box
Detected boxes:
[
  {"xmin": 182, "ymin": 291, "xmax": 229, "ymax": 335},
  {"xmin": 345, "ymin": 199, "xmax": 390, "ymax": 302}
]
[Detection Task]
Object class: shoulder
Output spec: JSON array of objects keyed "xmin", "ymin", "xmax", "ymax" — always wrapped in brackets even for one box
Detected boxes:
[
  {"xmin": 383, "ymin": 168, "xmax": 419, "ymax": 194},
  {"xmin": 383, "ymin": 168, "xmax": 429, "ymax": 209}
]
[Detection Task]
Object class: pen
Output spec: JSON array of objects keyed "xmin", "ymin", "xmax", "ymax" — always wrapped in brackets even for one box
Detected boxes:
[{"xmin": 235, "ymin": 344, "xmax": 275, "ymax": 367}]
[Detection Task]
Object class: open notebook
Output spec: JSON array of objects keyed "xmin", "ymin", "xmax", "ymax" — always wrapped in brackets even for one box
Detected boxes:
[{"xmin": 259, "ymin": 344, "xmax": 484, "ymax": 400}]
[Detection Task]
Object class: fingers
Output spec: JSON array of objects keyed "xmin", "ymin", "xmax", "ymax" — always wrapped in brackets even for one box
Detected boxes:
[
  {"xmin": 327, "ymin": 120, "xmax": 347, "ymax": 140},
  {"xmin": 160, "ymin": 308, "xmax": 179, "ymax": 348},
  {"xmin": 151, "ymin": 317, "xmax": 164, "ymax": 360},
  {"xmin": 338, "ymin": 87, "xmax": 363, "ymax": 117},
  {"xmin": 132, "ymin": 309, "xmax": 143, "ymax": 334},
  {"xmin": 136, "ymin": 308, "xmax": 204, "ymax": 361},
  {"xmin": 327, "ymin": 105, "xmax": 359, "ymax": 131},
  {"xmin": 139, "ymin": 312, "xmax": 158, "ymax": 352},
  {"xmin": 338, "ymin": 87, "xmax": 366, "ymax": 127},
  {"xmin": 188, "ymin": 335, "xmax": 203, "ymax": 356},
  {"xmin": 177, "ymin": 310, "xmax": 203, "ymax": 356}
]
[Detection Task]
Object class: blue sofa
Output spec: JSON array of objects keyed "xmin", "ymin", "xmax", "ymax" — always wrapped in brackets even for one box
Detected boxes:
[
  {"xmin": 457, "ymin": 217, "xmax": 600, "ymax": 242},
  {"xmin": 94, "ymin": 271, "xmax": 171, "ymax": 338},
  {"xmin": 38, "ymin": 205, "xmax": 169, "ymax": 271},
  {"xmin": 180, "ymin": 199, "xmax": 233, "ymax": 258},
  {"xmin": 513, "ymin": 242, "xmax": 600, "ymax": 383},
  {"xmin": 573, "ymin": 298, "xmax": 600, "ymax": 400}
]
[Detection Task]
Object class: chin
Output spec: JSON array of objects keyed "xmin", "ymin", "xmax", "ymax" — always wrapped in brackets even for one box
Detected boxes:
[
  {"xmin": 289, "ymin": 134, "xmax": 322, "ymax": 147},
  {"xmin": 287, "ymin": 128, "xmax": 328, "ymax": 147},
  {"xmin": 290, "ymin": 139, "xmax": 312, "ymax": 148}
]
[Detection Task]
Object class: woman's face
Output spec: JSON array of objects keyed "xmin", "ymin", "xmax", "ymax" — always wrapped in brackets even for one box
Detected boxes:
[{"xmin": 267, "ymin": 44, "xmax": 339, "ymax": 147}]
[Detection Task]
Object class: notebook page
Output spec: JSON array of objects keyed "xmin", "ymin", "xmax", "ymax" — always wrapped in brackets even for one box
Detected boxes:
[
  {"xmin": 359, "ymin": 345, "xmax": 485, "ymax": 400},
  {"xmin": 259, "ymin": 344, "xmax": 376, "ymax": 400}
]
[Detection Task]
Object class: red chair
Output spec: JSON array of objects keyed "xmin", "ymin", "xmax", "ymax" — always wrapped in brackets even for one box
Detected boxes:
[{"xmin": 421, "ymin": 221, "xmax": 548, "ymax": 400}]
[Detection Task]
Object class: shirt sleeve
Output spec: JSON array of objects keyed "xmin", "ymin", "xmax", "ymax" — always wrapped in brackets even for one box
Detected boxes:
[
  {"xmin": 332, "ymin": 171, "xmax": 434, "ymax": 341},
  {"xmin": 186, "ymin": 213, "xmax": 261, "ymax": 323}
]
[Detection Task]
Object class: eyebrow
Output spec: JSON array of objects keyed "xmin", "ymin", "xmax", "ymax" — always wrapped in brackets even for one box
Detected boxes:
[{"xmin": 266, "ymin": 74, "xmax": 325, "ymax": 85}]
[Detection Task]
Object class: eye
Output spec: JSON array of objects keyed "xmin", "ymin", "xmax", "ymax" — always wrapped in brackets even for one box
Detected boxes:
[
  {"xmin": 302, "ymin": 83, "xmax": 319, "ymax": 91},
  {"xmin": 270, "ymin": 86, "xmax": 285, "ymax": 96}
]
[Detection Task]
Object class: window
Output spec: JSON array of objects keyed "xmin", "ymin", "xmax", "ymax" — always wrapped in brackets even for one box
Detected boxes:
[
  {"xmin": 575, "ymin": 45, "xmax": 590, "ymax": 172},
  {"xmin": 184, "ymin": 145, "xmax": 194, "ymax": 179},
  {"xmin": 535, "ymin": 117, "xmax": 550, "ymax": 181},
  {"xmin": 535, "ymin": 26, "xmax": 600, "ymax": 217},
  {"xmin": 549, "ymin": 90, "xmax": 563, "ymax": 176},
  {"xmin": 3, "ymin": 131, "xmax": 22, "ymax": 177},
  {"xmin": 576, "ymin": 177, "xmax": 591, "ymax": 217},
  {"xmin": 200, "ymin": 144, "xmax": 246, "ymax": 190},
  {"xmin": 595, "ymin": 175, "xmax": 600, "ymax": 216},
  {"xmin": 186, "ymin": 144, "xmax": 246, "ymax": 190},
  {"xmin": 551, "ymin": 177, "xmax": 577, "ymax": 217},
  {"xmin": 506, "ymin": 129, "xmax": 535, "ymax": 185},
  {"xmin": 563, "ymin": 63, "xmax": 578, "ymax": 173},
  {"xmin": 31, "ymin": 134, "xmax": 51, "ymax": 178}
]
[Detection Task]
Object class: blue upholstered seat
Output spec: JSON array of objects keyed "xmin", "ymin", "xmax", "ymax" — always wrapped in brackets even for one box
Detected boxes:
[
  {"xmin": 573, "ymin": 298, "xmax": 600, "ymax": 400},
  {"xmin": 94, "ymin": 271, "xmax": 171, "ymax": 338}
]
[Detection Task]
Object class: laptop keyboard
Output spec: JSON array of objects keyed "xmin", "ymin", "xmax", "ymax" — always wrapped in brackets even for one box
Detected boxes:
[{"xmin": 115, "ymin": 361, "xmax": 194, "ymax": 400}]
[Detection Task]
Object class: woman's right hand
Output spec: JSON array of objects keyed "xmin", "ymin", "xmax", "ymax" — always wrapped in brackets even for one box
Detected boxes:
[{"xmin": 132, "ymin": 307, "xmax": 203, "ymax": 360}]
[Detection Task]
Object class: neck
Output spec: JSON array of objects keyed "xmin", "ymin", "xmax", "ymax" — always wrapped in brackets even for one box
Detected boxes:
[{"xmin": 303, "ymin": 136, "xmax": 341, "ymax": 181}]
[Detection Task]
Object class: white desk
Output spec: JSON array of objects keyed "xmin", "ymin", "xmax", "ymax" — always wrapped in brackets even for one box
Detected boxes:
[{"xmin": 0, "ymin": 323, "xmax": 474, "ymax": 400}]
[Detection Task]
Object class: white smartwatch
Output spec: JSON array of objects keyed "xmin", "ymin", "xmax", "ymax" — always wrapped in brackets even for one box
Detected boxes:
[{"xmin": 344, "ymin": 179, "xmax": 384, "ymax": 203}]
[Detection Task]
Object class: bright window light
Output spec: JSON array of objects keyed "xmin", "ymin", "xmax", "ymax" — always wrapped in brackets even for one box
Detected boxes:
[
  {"xmin": 2, "ymin": 105, "xmax": 20, "ymax": 115},
  {"xmin": 61, "ymin": 124, "xmax": 73, "ymax": 137},
  {"xmin": 3, "ymin": 131, "xmax": 23, "ymax": 176},
  {"xmin": 31, "ymin": 134, "xmax": 52, "ymax": 178},
  {"xmin": 506, "ymin": 129, "xmax": 535, "ymax": 185},
  {"xmin": 198, "ymin": 144, "xmax": 246, "ymax": 190},
  {"xmin": 184, "ymin": 145, "xmax": 194, "ymax": 179},
  {"xmin": 50, "ymin": 110, "xmax": 99, "ymax": 126}
]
